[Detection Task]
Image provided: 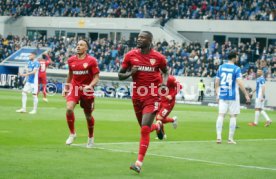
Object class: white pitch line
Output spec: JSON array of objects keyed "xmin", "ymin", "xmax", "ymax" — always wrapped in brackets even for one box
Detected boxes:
[
  {"xmin": 71, "ymin": 144, "xmax": 276, "ymax": 171},
  {"xmin": 70, "ymin": 139, "xmax": 276, "ymax": 171},
  {"xmin": 72, "ymin": 138, "xmax": 276, "ymax": 146}
]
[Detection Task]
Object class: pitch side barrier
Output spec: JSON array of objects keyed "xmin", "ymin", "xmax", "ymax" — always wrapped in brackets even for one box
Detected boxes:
[{"xmin": 44, "ymin": 70, "xmax": 276, "ymax": 108}]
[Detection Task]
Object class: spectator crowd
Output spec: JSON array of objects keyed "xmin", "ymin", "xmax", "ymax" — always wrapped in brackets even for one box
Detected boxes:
[
  {"xmin": 0, "ymin": 0, "xmax": 275, "ymax": 21},
  {"xmin": 1, "ymin": 34, "xmax": 276, "ymax": 80}
]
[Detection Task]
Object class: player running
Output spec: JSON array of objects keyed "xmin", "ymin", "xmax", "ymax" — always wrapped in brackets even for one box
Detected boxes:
[
  {"xmin": 118, "ymin": 31, "xmax": 168, "ymax": 173},
  {"xmin": 155, "ymin": 75, "xmax": 182, "ymax": 139}
]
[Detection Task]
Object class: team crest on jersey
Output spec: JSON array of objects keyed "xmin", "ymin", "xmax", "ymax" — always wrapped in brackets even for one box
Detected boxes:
[
  {"xmin": 83, "ymin": 63, "xmax": 88, "ymax": 69},
  {"xmin": 150, "ymin": 58, "xmax": 156, "ymax": 65}
]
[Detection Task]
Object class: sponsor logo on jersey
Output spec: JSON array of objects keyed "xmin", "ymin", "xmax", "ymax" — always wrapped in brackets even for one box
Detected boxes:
[
  {"xmin": 83, "ymin": 63, "xmax": 88, "ymax": 69},
  {"xmin": 137, "ymin": 66, "xmax": 155, "ymax": 72},
  {"xmin": 221, "ymin": 68, "xmax": 234, "ymax": 72},
  {"xmin": 73, "ymin": 70, "xmax": 89, "ymax": 75},
  {"xmin": 150, "ymin": 58, "xmax": 156, "ymax": 65}
]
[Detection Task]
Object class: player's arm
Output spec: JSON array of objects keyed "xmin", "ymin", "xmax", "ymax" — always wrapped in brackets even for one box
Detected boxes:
[
  {"xmin": 237, "ymin": 78, "xmax": 250, "ymax": 102},
  {"xmin": 167, "ymin": 81, "xmax": 182, "ymax": 100},
  {"xmin": 118, "ymin": 67, "xmax": 138, "ymax": 81},
  {"xmin": 19, "ymin": 68, "xmax": 38, "ymax": 76},
  {"xmin": 250, "ymin": 89, "xmax": 256, "ymax": 94},
  {"xmin": 160, "ymin": 66, "xmax": 168, "ymax": 86},
  {"xmin": 215, "ymin": 78, "xmax": 220, "ymax": 98},
  {"xmin": 118, "ymin": 53, "xmax": 138, "ymax": 80},
  {"xmin": 62, "ymin": 70, "xmax": 73, "ymax": 96},
  {"xmin": 88, "ymin": 73, "xmax": 100, "ymax": 88},
  {"xmin": 260, "ymin": 84, "xmax": 266, "ymax": 102}
]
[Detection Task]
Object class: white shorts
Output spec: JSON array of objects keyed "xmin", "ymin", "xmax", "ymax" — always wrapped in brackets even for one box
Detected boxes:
[
  {"xmin": 218, "ymin": 99, "xmax": 240, "ymax": 115},
  {"xmin": 23, "ymin": 82, "xmax": 38, "ymax": 94},
  {"xmin": 255, "ymin": 98, "xmax": 264, "ymax": 109}
]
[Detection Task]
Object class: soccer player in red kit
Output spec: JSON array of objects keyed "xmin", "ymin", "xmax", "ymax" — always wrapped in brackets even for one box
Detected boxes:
[
  {"xmin": 63, "ymin": 39, "xmax": 100, "ymax": 148},
  {"xmin": 118, "ymin": 31, "xmax": 168, "ymax": 173},
  {"xmin": 155, "ymin": 75, "xmax": 182, "ymax": 139},
  {"xmin": 38, "ymin": 52, "xmax": 52, "ymax": 102}
]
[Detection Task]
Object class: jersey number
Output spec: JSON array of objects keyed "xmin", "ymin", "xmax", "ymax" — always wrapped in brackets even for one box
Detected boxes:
[
  {"xmin": 40, "ymin": 63, "xmax": 46, "ymax": 72},
  {"xmin": 221, "ymin": 72, "xmax": 232, "ymax": 85}
]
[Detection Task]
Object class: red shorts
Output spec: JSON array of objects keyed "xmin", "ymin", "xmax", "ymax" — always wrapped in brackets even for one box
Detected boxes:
[
  {"xmin": 132, "ymin": 97, "xmax": 160, "ymax": 115},
  {"xmin": 66, "ymin": 87, "xmax": 95, "ymax": 113},
  {"xmin": 38, "ymin": 76, "xmax": 47, "ymax": 85},
  {"xmin": 157, "ymin": 100, "xmax": 175, "ymax": 118}
]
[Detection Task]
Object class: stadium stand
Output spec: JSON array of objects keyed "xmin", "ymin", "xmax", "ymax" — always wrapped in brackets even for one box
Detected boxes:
[
  {"xmin": 1, "ymin": 34, "xmax": 275, "ymax": 80},
  {"xmin": 1, "ymin": 0, "xmax": 275, "ymax": 21}
]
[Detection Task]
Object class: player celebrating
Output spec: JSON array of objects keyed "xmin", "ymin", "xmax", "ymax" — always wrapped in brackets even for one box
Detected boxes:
[
  {"xmin": 215, "ymin": 51, "xmax": 250, "ymax": 144},
  {"xmin": 63, "ymin": 39, "xmax": 100, "ymax": 148},
  {"xmin": 248, "ymin": 69, "xmax": 272, "ymax": 127},
  {"xmin": 155, "ymin": 75, "xmax": 182, "ymax": 139},
  {"xmin": 16, "ymin": 51, "xmax": 40, "ymax": 114},
  {"xmin": 38, "ymin": 51, "xmax": 52, "ymax": 102},
  {"xmin": 118, "ymin": 31, "xmax": 168, "ymax": 173}
]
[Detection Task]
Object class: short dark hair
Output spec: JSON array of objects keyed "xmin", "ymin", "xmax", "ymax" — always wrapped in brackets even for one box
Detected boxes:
[
  {"xmin": 81, "ymin": 39, "xmax": 90, "ymax": 50},
  {"xmin": 228, "ymin": 51, "xmax": 237, "ymax": 60},
  {"xmin": 141, "ymin": 31, "xmax": 153, "ymax": 41}
]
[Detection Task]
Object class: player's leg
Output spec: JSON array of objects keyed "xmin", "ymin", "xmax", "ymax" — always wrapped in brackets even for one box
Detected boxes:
[
  {"xmin": 228, "ymin": 100, "xmax": 240, "ymax": 144},
  {"xmin": 130, "ymin": 99, "xmax": 160, "ymax": 173},
  {"xmin": 216, "ymin": 100, "xmax": 227, "ymax": 144},
  {"xmin": 41, "ymin": 77, "xmax": 48, "ymax": 102},
  {"xmin": 16, "ymin": 83, "xmax": 30, "ymax": 113},
  {"xmin": 249, "ymin": 99, "xmax": 261, "ymax": 126},
  {"xmin": 132, "ymin": 99, "xmax": 143, "ymax": 126},
  {"xmin": 259, "ymin": 100, "xmax": 272, "ymax": 127},
  {"xmin": 65, "ymin": 101, "xmax": 77, "ymax": 145},
  {"xmin": 130, "ymin": 112, "xmax": 156, "ymax": 173},
  {"xmin": 80, "ymin": 97, "xmax": 95, "ymax": 148},
  {"xmin": 29, "ymin": 83, "xmax": 38, "ymax": 114},
  {"xmin": 160, "ymin": 103, "xmax": 177, "ymax": 129},
  {"xmin": 249, "ymin": 108, "xmax": 261, "ymax": 126}
]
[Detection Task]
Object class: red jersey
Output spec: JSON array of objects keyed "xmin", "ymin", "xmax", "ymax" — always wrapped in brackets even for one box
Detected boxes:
[
  {"xmin": 161, "ymin": 75, "xmax": 182, "ymax": 102},
  {"xmin": 39, "ymin": 58, "xmax": 51, "ymax": 76},
  {"xmin": 68, "ymin": 54, "xmax": 99, "ymax": 87},
  {"xmin": 121, "ymin": 49, "xmax": 167, "ymax": 99}
]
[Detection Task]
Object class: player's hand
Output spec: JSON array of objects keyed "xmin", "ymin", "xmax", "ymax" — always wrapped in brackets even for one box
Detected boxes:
[
  {"xmin": 18, "ymin": 73, "xmax": 27, "ymax": 77},
  {"xmin": 260, "ymin": 98, "xmax": 264, "ymax": 102},
  {"xmin": 82, "ymin": 85, "xmax": 94, "ymax": 93},
  {"xmin": 216, "ymin": 95, "xmax": 219, "ymax": 103},
  {"xmin": 130, "ymin": 66, "xmax": 138, "ymax": 75},
  {"xmin": 245, "ymin": 94, "xmax": 251, "ymax": 104},
  {"xmin": 62, "ymin": 90, "xmax": 69, "ymax": 97},
  {"xmin": 165, "ymin": 95, "xmax": 172, "ymax": 101}
]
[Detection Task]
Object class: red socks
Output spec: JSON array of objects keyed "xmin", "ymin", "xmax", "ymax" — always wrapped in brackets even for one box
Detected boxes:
[
  {"xmin": 66, "ymin": 112, "xmax": 75, "ymax": 134},
  {"xmin": 162, "ymin": 117, "xmax": 174, "ymax": 124},
  {"xmin": 138, "ymin": 126, "xmax": 151, "ymax": 162},
  {"xmin": 87, "ymin": 116, "xmax": 95, "ymax": 138},
  {"xmin": 150, "ymin": 123, "xmax": 159, "ymax": 132},
  {"xmin": 42, "ymin": 85, "xmax": 47, "ymax": 98}
]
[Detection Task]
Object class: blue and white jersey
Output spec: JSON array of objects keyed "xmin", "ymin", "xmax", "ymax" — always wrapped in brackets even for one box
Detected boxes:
[
  {"xmin": 27, "ymin": 60, "xmax": 40, "ymax": 84},
  {"xmin": 256, "ymin": 76, "xmax": 265, "ymax": 99},
  {"xmin": 216, "ymin": 63, "xmax": 242, "ymax": 100}
]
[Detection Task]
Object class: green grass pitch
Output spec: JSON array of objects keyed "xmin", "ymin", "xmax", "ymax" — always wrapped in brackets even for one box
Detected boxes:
[{"xmin": 0, "ymin": 89, "xmax": 276, "ymax": 179}]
